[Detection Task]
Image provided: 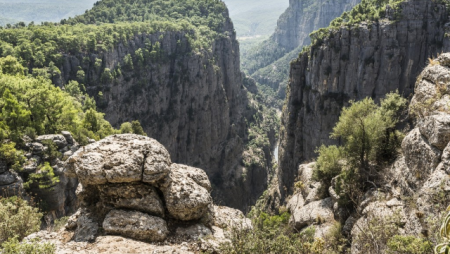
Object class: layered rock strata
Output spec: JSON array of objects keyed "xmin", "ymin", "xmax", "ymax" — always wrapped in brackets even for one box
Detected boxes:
[{"xmin": 277, "ymin": 0, "xmax": 450, "ymax": 203}]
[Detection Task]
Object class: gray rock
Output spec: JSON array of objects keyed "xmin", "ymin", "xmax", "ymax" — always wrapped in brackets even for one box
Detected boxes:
[
  {"xmin": 289, "ymin": 197, "xmax": 334, "ymax": 230},
  {"xmin": 0, "ymin": 175, "xmax": 23, "ymax": 197},
  {"xmin": 61, "ymin": 131, "xmax": 75, "ymax": 144},
  {"xmin": 66, "ymin": 134, "xmax": 171, "ymax": 185},
  {"xmin": 22, "ymin": 156, "xmax": 41, "ymax": 173},
  {"xmin": 0, "ymin": 160, "xmax": 7, "ymax": 174},
  {"xmin": 212, "ymin": 205, "xmax": 252, "ymax": 230},
  {"xmin": 297, "ymin": 162, "xmax": 322, "ymax": 203},
  {"xmin": 36, "ymin": 134, "xmax": 68, "ymax": 149},
  {"xmin": 161, "ymin": 164, "xmax": 212, "ymax": 221},
  {"xmin": 437, "ymin": 142, "xmax": 450, "ymax": 175},
  {"xmin": 98, "ymin": 183, "xmax": 164, "ymax": 217},
  {"xmin": 175, "ymin": 224, "xmax": 212, "ymax": 240},
  {"xmin": 29, "ymin": 142, "xmax": 45, "ymax": 155},
  {"xmin": 286, "ymin": 192, "xmax": 305, "ymax": 214},
  {"xmin": 418, "ymin": 114, "xmax": 450, "ymax": 150},
  {"xmin": 402, "ymin": 128, "xmax": 441, "ymax": 177},
  {"xmin": 103, "ymin": 209, "xmax": 168, "ymax": 242},
  {"xmin": 73, "ymin": 210, "xmax": 99, "ymax": 242},
  {"xmin": 0, "ymin": 171, "xmax": 17, "ymax": 186}
]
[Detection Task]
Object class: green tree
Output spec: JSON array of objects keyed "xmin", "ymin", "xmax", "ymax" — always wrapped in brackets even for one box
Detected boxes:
[
  {"xmin": 131, "ymin": 120, "xmax": 147, "ymax": 136},
  {"xmin": 1, "ymin": 88, "xmax": 31, "ymax": 135},
  {"xmin": 64, "ymin": 80, "xmax": 85, "ymax": 101},
  {"xmin": 0, "ymin": 56, "xmax": 25, "ymax": 76},
  {"xmin": 314, "ymin": 91, "xmax": 407, "ymax": 205},
  {"xmin": 0, "ymin": 197, "xmax": 42, "ymax": 244},
  {"xmin": 119, "ymin": 122, "xmax": 133, "ymax": 134},
  {"xmin": 83, "ymin": 108, "xmax": 99, "ymax": 133}
]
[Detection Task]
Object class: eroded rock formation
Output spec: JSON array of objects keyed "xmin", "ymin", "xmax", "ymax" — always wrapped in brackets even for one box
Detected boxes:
[{"xmin": 29, "ymin": 134, "xmax": 251, "ymax": 252}]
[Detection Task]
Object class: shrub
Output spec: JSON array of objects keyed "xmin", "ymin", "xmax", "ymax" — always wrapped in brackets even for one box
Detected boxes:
[
  {"xmin": 387, "ymin": 235, "xmax": 433, "ymax": 254},
  {"xmin": 24, "ymin": 162, "xmax": 59, "ymax": 190},
  {"xmin": 0, "ymin": 142, "xmax": 25, "ymax": 172},
  {"xmin": 313, "ymin": 145, "xmax": 343, "ymax": 184},
  {"xmin": 0, "ymin": 197, "xmax": 42, "ymax": 244},
  {"xmin": 220, "ymin": 211, "xmax": 324, "ymax": 253},
  {"xmin": 1, "ymin": 237, "xmax": 55, "ymax": 254}
]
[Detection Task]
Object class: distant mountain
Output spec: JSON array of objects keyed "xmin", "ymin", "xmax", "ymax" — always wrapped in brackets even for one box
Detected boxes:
[{"xmin": 0, "ymin": 0, "xmax": 97, "ymax": 25}]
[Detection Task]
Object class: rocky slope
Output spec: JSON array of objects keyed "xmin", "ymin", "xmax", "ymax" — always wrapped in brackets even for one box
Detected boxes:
[
  {"xmin": 242, "ymin": 0, "xmax": 361, "ymax": 97},
  {"xmin": 26, "ymin": 134, "xmax": 251, "ymax": 253},
  {"xmin": 276, "ymin": 0, "xmax": 450, "ymax": 203},
  {"xmin": 285, "ymin": 53, "xmax": 450, "ymax": 253}
]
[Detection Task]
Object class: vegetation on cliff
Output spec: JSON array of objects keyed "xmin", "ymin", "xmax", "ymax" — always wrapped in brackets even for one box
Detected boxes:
[{"xmin": 314, "ymin": 92, "xmax": 407, "ymax": 206}]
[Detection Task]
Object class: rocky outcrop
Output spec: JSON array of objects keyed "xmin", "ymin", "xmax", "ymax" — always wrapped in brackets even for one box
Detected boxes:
[
  {"xmin": 0, "ymin": 131, "xmax": 79, "ymax": 218},
  {"xmin": 61, "ymin": 134, "xmax": 250, "ymax": 249},
  {"xmin": 285, "ymin": 53, "xmax": 450, "ymax": 253},
  {"xmin": 277, "ymin": 0, "xmax": 450, "ymax": 202},
  {"xmin": 242, "ymin": 0, "xmax": 361, "ymax": 94}
]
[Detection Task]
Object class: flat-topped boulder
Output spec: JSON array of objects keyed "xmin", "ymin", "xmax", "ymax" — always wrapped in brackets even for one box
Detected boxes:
[{"xmin": 65, "ymin": 134, "xmax": 172, "ymax": 185}]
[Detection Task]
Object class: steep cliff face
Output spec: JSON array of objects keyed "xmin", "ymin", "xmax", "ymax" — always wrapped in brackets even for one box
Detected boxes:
[
  {"xmin": 54, "ymin": 9, "xmax": 268, "ymax": 211},
  {"xmin": 242, "ymin": 0, "xmax": 360, "ymax": 95},
  {"xmin": 277, "ymin": 0, "xmax": 450, "ymax": 202},
  {"xmin": 285, "ymin": 53, "xmax": 450, "ymax": 253},
  {"xmin": 274, "ymin": 0, "xmax": 361, "ymax": 51}
]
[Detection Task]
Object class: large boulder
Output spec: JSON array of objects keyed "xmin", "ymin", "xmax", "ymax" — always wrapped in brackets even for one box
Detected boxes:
[
  {"xmin": 401, "ymin": 128, "xmax": 441, "ymax": 178},
  {"xmin": 103, "ymin": 209, "xmax": 169, "ymax": 242},
  {"xmin": 298, "ymin": 162, "xmax": 322, "ymax": 203},
  {"xmin": 65, "ymin": 134, "xmax": 171, "ymax": 185},
  {"xmin": 418, "ymin": 114, "xmax": 450, "ymax": 150},
  {"xmin": 161, "ymin": 164, "xmax": 213, "ymax": 221},
  {"xmin": 289, "ymin": 197, "xmax": 334, "ymax": 230}
]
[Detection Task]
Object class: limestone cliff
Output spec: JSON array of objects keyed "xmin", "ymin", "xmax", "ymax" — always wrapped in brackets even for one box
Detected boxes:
[
  {"xmin": 285, "ymin": 53, "xmax": 450, "ymax": 253},
  {"xmin": 277, "ymin": 0, "xmax": 450, "ymax": 203},
  {"xmin": 53, "ymin": 8, "xmax": 270, "ymax": 211},
  {"xmin": 242, "ymin": 0, "xmax": 360, "ymax": 96}
]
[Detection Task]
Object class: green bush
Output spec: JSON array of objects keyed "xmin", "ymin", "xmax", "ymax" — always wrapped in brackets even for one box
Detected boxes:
[
  {"xmin": 387, "ymin": 235, "xmax": 433, "ymax": 254},
  {"xmin": 24, "ymin": 162, "xmax": 59, "ymax": 190},
  {"xmin": 0, "ymin": 197, "xmax": 42, "ymax": 244},
  {"xmin": 1, "ymin": 237, "xmax": 55, "ymax": 254},
  {"xmin": 0, "ymin": 142, "xmax": 25, "ymax": 172},
  {"xmin": 220, "ymin": 211, "xmax": 324, "ymax": 253},
  {"xmin": 313, "ymin": 145, "xmax": 343, "ymax": 184}
]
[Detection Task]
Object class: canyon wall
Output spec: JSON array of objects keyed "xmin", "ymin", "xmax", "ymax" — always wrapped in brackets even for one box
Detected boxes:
[
  {"xmin": 277, "ymin": 0, "xmax": 450, "ymax": 202},
  {"xmin": 55, "ymin": 10, "xmax": 269, "ymax": 211}
]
